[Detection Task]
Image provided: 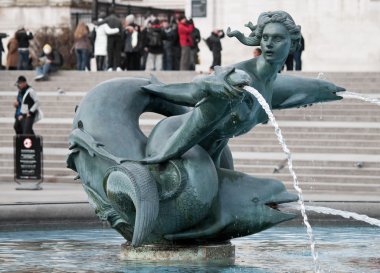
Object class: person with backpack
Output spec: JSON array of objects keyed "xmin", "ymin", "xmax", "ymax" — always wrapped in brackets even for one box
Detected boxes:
[
  {"xmin": 143, "ymin": 19, "xmax": 166, "ymax": 71},
  {"xmin": 34, "ymin": 44, "xmax": 63, "ymax": 81}
]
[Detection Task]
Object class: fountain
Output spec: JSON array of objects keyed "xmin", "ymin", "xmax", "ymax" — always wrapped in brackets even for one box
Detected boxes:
[{"xmin": 64, "ymin": 10, "xmax": 370, "ymax": 270}]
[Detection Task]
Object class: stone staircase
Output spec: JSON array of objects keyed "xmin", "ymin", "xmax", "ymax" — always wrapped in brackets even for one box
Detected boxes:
[{"xmin": 1, "ymin": 70, "xmax": 379, "ymax": 195}]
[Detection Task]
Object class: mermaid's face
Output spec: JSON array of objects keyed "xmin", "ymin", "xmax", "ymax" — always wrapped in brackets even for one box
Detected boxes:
[{"xmin": 260, "ymin": 23, "xmax": 291, "ymax": 64}]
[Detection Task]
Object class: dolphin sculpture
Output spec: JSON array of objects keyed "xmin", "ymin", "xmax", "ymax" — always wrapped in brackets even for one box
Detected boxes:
[{"xmin": 67, "ymin": 67, "xmax": 299, "ymax": 247}]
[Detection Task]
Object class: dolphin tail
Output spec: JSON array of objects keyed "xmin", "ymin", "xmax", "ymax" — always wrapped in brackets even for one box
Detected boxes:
[{"xmin": 105, "ymin": 162, "xmax": 159, "ymax": 246}]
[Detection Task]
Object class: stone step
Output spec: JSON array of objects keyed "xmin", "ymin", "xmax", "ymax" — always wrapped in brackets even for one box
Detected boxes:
[
  {"xmin": 0, "ymin": 174, "xmax": 75, "ymax": 183},
  {"xmin": 229, "ymin": 139, "xmax": 380, "ymax": 147},
  {"xmin": 0, "ymin": 159, "xmax": 65, "ymax": 168},
  {"xmin": 249, "ymin": 172, "xmax": 380, "ymax": 184},
  {"xmin": 0, "ymin": 166, "xmax": 74, "ymax": 176},
  {"xmin": 233, "ymin": 158, "xmax": 380, "ymax": 168},
  {"xmin": 231, "ymin": 144, "xmax": 380, "ymax": 154},
  {"xmin": 235, "ymin": 165, "xmax": 380, "ymax": 176}
]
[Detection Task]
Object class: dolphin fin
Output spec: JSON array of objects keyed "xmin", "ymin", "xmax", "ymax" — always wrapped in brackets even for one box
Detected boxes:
[
  {"xmin": 277, "ymin": 93, "xmax": 309, "ymax": 109},
  {"xmin": 149, "ymin": 74, "xmax": 163, "ymax": 84}
]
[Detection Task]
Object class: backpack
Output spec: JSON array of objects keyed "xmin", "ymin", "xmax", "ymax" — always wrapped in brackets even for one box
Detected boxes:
[
  {"xmin": 54, "ymin": 50, "xmax": 64, "ymax": 67},
  {"xmin": 147, "ymin": 29, "xmax": 162, "ymax": 48}
]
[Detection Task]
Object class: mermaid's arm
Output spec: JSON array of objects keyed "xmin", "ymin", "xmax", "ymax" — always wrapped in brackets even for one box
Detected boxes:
[
  {"xmin": 142, "ymin": 83, "xmax": 204, "ymax": 107},
  {"xmin": 272, "ymin": 74, "xmax": 345, "ymax": 109}
]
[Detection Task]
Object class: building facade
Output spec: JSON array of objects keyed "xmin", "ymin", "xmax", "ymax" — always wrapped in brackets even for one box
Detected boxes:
[{"xmin": 1, "ymin": 0, "xmax": 380, "ymax": 71}]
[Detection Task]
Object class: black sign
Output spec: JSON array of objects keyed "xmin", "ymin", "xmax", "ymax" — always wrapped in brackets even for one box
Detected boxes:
[
  {"xmin": 191, "ymin": 0, "xmax": 207, "ymax": 18},
  {"xmin": 14, "ymin": 135, "xmax": 43, "ymax": 182}
]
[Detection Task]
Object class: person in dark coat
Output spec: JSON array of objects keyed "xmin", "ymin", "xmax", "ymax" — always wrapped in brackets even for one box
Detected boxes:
[
  {"xmin": 205, "ymin": 29, "xmax": 225, "ymax": 72},
  {"xmin": 15, "ymin": 27, "xmax": 33, "ymax": 70},
  {"xmin": 143, "ymin": 19, "xmax": 166, "ymax": 71},
  {"xmin": 34, "ymin": 44, "xmax": 62, "ymax": 81},
  {"xmin": 123, "ymin": 14, "xmax": 142, "ymax": 70},
  {"xmin": 13, "ymin": 85, "xmax": 23, "ymax": 135},
  {"xmin": 294, "ymin": 35, "xmax": 305, "ymax": 71},
  {"xmin": 188, "ymin": 19, "xmax": 201, "ymax": 71},
  {"xmin": 161, "ymin": 19, "xmax": 175, "ymax": 71},
  {"xmin": 104, "ymin": 8, "xmax": 124, "ymax": 71}
]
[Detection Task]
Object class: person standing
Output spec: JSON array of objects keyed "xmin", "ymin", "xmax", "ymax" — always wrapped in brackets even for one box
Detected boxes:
[
  {"xmin": 253, "ymin": 47, "xmax": 262, "ymax": 58},
  {"xmin": 189, "ymin": 20, "xmax": 201, "ymax": 71},
  {"xmin": 143, "ymin": 19, "xmax": 166, "ymax": 71},
  {"xmin": 161, "ymin": 19, "xmax": 175, "ymax": 71},
  {"xmin": 94, "ymin": 15, "xmax": 120, "ymax": 71},
  {"xmin": 15, "ymin": 27, "xmax": 33, "ymax": 70},
  {"xmin": 0, "ymin": 32, "xmax": 8, "ymax": 69},
  {"xmin": 13, "ymin": 84, "xmax": 23, "ymax": 135},
  {"xmin": 123, "ymin": 14, "xmax": 142, "ymax": 71},
  {"xmin": 294, "ymin": 35, "xmax": 305, "ymax": 71},
  {"xmin": 104, "ymin": 8, "xmax": 123, "ymax": 71},
  {"xmin": 15, "ymin": 76, "xmax": 41, "ymax": 135},
  {"xmin": 177, "ymin": 15, "xmax": 194, "ymax": 70},
  {"xmin": 6, "ymin": 33, "xmax": 18, "ymax": 70},
  {"xmin": 205, "ymin": 29, "xmax": 225, "ymax": 72},
  {"xmin": 284, "ymin": 53, "xmax": 294, "ymax": 71},
  {"xmin": 170, "ymin": 14, "xmax": 181, "ymax": 71},
  {"xmin": 73, "ymin": 22, "xmax": 91, "ymax": 71}
]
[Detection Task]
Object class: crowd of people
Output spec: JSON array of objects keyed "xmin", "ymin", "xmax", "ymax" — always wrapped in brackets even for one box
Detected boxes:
[{"xmin": 0, "ymin": 12, "xmax": 233, "ymax": 80}]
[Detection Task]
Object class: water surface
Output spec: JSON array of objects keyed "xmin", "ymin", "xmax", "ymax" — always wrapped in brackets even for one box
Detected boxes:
[{"xmin": 0, "ymin": 226, "xmax": 379, "ymax": 273}]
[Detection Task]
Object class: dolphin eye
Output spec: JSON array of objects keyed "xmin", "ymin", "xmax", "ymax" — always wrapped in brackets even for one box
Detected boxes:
[{"xmin": 235, "ymin": 83, "xmax": 245, "ymax": 89}]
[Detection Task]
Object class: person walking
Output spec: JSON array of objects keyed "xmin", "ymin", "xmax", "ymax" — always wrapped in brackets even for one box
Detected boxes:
[
  {"xmin": 73, "ymin": 22, "xmax": 92, "ymax": 71},
  {"xmin": 15, "ymin": 76, "xmax": 41, "ymax": 135},
  {"xmin": 15, "ymin": 27, "xmax": 33, "ymax": 70}
]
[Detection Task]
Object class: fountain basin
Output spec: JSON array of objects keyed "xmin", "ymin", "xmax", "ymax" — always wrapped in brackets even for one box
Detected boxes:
[{"xmin": 120, "ymin": 243, "xmax": 235, "ymax": 262}]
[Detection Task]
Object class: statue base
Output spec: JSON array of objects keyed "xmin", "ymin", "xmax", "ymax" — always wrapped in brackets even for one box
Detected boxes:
[{"xmin": 120, "ymin": 242, "xmax": 235, "ymax": 263}]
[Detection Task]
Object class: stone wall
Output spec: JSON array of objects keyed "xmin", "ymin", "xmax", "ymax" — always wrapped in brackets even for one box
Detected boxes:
[{"xmin": 188, "ymin": 0, "xmax": 380, "ymax": 72}]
